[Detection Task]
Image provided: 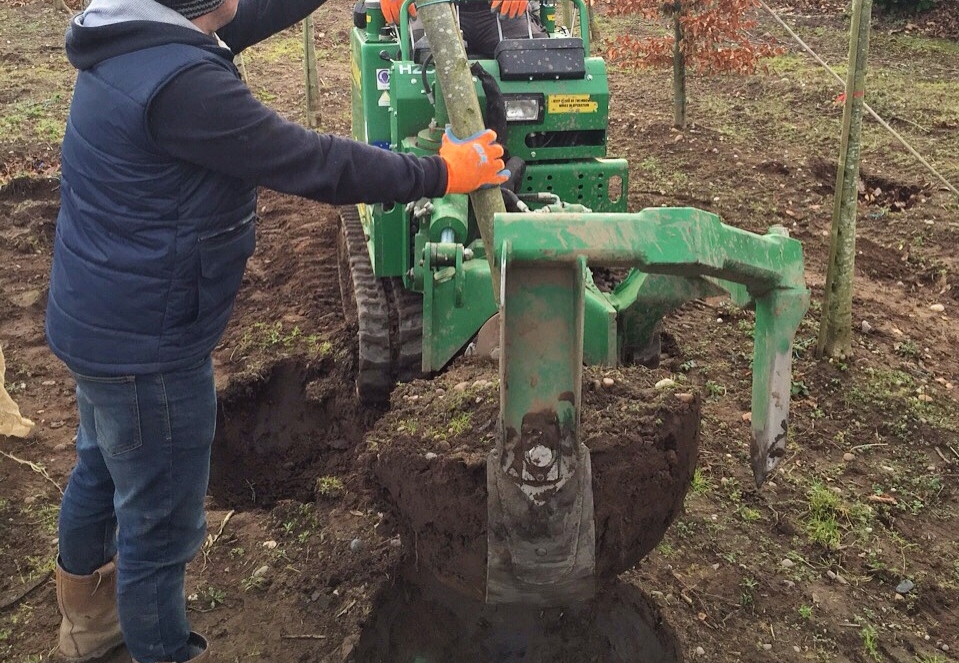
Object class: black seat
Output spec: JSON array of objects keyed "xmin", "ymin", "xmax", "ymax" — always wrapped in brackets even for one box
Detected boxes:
[{"xmin": 494, "ymin": 37, "xmax": 586, "ymax": 81}]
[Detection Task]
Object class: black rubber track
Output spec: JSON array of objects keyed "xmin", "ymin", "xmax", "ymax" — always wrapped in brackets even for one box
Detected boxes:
[{"xmin": 337, "ymin": 206, "xmax": 424, "ymax": 404}]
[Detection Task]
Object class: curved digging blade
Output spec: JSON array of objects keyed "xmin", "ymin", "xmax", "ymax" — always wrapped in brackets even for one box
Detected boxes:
[
  {"xmin": 486, "ymin": 252, "xmax": 596, "ymax": 605},
  {"xmin": 487, "ymin": 430, "xmax": 596, "ymax": 605}
]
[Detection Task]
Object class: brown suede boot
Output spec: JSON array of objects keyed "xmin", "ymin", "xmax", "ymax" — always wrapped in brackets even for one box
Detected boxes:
[
  {"xmin": 133, "ymin": 632, "xmax": 209, "ymax": 663},
  {"xmin": 56, "ymin": 559, "xmax": 124, "ymax": 662}
]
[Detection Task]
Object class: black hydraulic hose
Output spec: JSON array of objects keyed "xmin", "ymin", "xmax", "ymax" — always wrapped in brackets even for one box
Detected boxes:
[
  {"xmin": 501, "ymin": 187, "xmax": 523, "ymax": 212},
  {"xmin": 421, "ymin": 52, "xmax": 435, "ymax": 105},
  {"xmin": 469, "ymin": 62, "xmax": 509, "ymax": 161},
  {"xmin": 502, "ymin": 155, "xmax": 526, "ymax": 193}
]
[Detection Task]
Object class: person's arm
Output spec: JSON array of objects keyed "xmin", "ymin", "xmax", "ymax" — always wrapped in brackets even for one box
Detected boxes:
[
  {"xmin": 218, "ymin": 0, "xmax": 329, "ymax": 54},
  {"xmin": 149, "ymin": 62, "xmax": 448, "ymax": 205}
]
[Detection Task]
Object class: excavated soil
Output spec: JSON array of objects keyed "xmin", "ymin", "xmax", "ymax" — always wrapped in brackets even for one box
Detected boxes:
[{"xmin": 370, "ymin": 360, "xmax": 700, "ymax": 597}]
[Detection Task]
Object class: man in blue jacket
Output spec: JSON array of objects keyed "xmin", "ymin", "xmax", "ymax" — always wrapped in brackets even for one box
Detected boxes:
[{"xmin": 46, "ymin": 0, "xmax": 506, "ymax": 660}]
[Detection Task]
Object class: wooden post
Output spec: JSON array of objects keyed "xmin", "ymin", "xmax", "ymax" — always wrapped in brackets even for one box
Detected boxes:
[
  {"xmin": 303, "ymin": 13, "xmax": 322, "ymax": 129},
  {"xmin": 671, "ymin": 4, "xmax": 686, "ymax": 130},
  {"xmin": 418, "ymin": 1, "xmax": 505, "ymax": 301},
  {"xmin": 586, "ymin": 1, "xmax": 600, "ymax": 43},
  {"xmin": 560, "ymin": 1, "xmax": 600, "ymax": 45},
  {"xmin": 559, "ymin": 0, "xmax": 574, "ymax": 31},
  {"xmin": 816, "ymin": 0, "xmax": 872, "ymax": 360}
]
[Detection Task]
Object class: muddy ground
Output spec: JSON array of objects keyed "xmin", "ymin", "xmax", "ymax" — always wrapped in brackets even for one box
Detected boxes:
[{"xmin": 2, "ymin": 0, "xmax": 959, "ymax": 661}]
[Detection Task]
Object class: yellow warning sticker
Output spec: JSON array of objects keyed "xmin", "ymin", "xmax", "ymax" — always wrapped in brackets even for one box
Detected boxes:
[{"xmin": 547, "ymin": 94, "xmax": 598, "ymax": 114}]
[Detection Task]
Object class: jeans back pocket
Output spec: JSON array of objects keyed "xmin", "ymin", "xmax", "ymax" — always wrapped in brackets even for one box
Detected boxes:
[{"xmin": 74, "ymin": 373, "xmax": 143, "ymax": 457}]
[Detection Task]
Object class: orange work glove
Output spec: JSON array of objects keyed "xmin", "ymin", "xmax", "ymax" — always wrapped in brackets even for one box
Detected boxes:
[
  {"xmin": 381, "ymin": 0, "xmax": 417, "ymax": 25},
  {"xmin": 490, "ymin": 0, "xmax": 528, "ymax": 18},
  {"xmin": 439, "ymin": 127, "xmax": 509, "ymax": 195}
]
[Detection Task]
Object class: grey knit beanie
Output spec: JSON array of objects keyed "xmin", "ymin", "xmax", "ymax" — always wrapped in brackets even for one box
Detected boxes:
[{"xmin": 156, "ymin": 0, "xmax": 225, "ymax": 19}]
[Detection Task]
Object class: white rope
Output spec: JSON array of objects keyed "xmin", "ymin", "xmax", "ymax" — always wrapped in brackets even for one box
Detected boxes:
[{"xmin": 758, "ymin": 0, "xmax": 959, "ymax": 196}]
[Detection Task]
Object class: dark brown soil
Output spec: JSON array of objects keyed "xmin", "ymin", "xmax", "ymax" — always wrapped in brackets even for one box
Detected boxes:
[
  {"xmin": 371, "ymin": 361, "xmax": 701, "ymax": 597},
  {"xmin": 352, "ymin": 572, "xmax": 682, "ymax": 662}
]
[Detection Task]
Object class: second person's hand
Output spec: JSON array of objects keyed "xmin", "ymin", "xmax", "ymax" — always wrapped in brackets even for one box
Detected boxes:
[
  {"xmin": 381, "ymin": 0, "xmax": 417, "ymax": 25},
  {"xmin": 490, "ymin": 0, "xmax": 528, "ymax": 18}
]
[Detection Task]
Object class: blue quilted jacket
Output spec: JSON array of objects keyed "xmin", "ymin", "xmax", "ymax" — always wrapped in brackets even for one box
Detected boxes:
[
  {"xmin": 48, "ymin": 41, "xmax": 257, "ymax": 375},
  {"xmin": 46, "ymin": 0, "xmax": 448, "ymax": 375}
]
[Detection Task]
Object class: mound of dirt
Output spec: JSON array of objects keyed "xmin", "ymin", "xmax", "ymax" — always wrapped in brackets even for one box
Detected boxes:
[{"xmin": 368, "ymin": 357, "xmax": 701, "ymax": 599}]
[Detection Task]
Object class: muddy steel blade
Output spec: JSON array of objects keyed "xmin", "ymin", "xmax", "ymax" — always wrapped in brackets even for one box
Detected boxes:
[
  {"xmin": 749, "ymin": 287, "xmax": 809, "ymax": 487},
  {"xmin": 484, "ymin": 213, "xmax": 810, "ymax": 600},
  {"xmin": 749, "ymin": 348, "xmax": 792, "ymax": 487},
  {"xmin": 486, "ymin": 250, "xmax": 596, "ymax": 605},
  {"xmin": 487, "ymin": 445, "xmax": 596, "ymax": 605}
]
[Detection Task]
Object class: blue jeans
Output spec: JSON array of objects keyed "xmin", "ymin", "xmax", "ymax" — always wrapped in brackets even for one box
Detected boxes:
[{"xmin": 58, "ymin": 358, "xmax": 216, "ymax": 663}]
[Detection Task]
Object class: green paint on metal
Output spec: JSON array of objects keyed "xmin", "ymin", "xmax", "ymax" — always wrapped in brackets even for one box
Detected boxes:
[
  {"xmin": 612, "ymin": 273, "xmax": 725, "ymax": 365},
  {"xmin": 422, "ymin": 248, "xmax": 497, "ymax": 372},
  {"xmin": 492, "ymin": 209, "xmax": 810, "ymax": 487},
  {"xmin": 493, "ymin": 210, "xmax": 806, "ymax": 292},
  {"xmin": 487, "ymin": 248, "xmax": 595, "ymax": 604},
  {"xmin": 521, "ymin": 159, "xmax": 628, "ymax": 213},
  {"xmin": 582, "ymin": 276, "xmax": 617, "ymax": 365}
]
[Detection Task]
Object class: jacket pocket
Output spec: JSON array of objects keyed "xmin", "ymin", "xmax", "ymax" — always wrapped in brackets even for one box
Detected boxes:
[{"xmin": 196, "ymin": 215, "xmax": 257, "ymax": 322}]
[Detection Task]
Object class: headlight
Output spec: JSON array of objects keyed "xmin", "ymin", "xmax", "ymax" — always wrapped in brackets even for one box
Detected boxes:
[{"xmin": 504, "ymin": 94, "xmax": 544, "ymax": 123}]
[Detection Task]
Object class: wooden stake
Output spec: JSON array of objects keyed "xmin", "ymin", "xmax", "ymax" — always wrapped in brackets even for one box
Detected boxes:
[
  {"xmin": 816, "ymin": 0, "xmax": 872, "ymax": 360},
  {"xmin": 303, "ymin": 13, "xmax": 322, "ymax": 129},
  {"xmin": 672, "ymin": 5, "xmax": 686, "ymax": 130}
]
